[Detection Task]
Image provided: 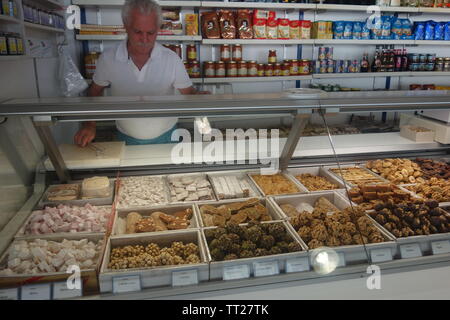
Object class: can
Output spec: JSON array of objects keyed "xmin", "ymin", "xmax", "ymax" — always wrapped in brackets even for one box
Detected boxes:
[
  {"xmin": 427, "ymin": 54, "xmax": 436, "ymax": 63},
  {"xmin": 290, "ymin": 59, "xmax": 299, "ymax": 75},
  {"xmin": 318, "ymin": 47, "xmax": 327, "ymax": 60},
  {"xmin": 326, "ymin": 59, "xmax": 334, "ymax": 74},
  {"xmin": 419, "ymin": 54, "xmax": 427, "ymax": 64},
  {"xmin": 409, "ymin": 53, "xmax": 419, "ymax": 64},
  {"xmin": 247, "ymin": 61, "xmax": 258, "ymax": 77},
  {"xmin": 409, "ymin": 63, "xmax": 419, "ymax": 71},
  {"xmin": 190, "ymin": 60, "xmax": 200, "ymax": 78},
  {"xmin": 326, "ymin": 47, "xmax": 333, "ymax": 60},
  {"xmin": 237, "ymin": 61, "xmax": 248, "ymax": 77},
  {"xmin": 352, "ymin": 60, "xmax": 360, "ymax": 73},
  {"xmin": 419, "ymin": 63, "xmax": 426, "ymax": 71},
  {"xmin": 435, "ymin": 62, "xmax": 444, "ymax": 71},
  {"xmin": 226, "ymin": 61, "xmax": 237, "ymax": 77},
  {"xmin": 425, "ymin": 63, "xmax": 435, "ymax": 72},
  {"xmin": 312, "ymin": 60, "xmax": 320, "ymax": 74},
  {"xmin": 257, "ymin": 64, "xmax": 265, "ymax": 77},
  {"xmin": 215, "ymin": 61, "xmax": 226, "ymax": 77},
  {"xmin": 204, "ymin": 61, "xmax": 215, "ymax": 78},
  {"xmin": 319, "ymin": 60, "xmax": 327, "ymax": 74},
  {"xmin": 264, "ymin": 64, "xmax": 274, "ymax": 77},
  {"xmin": 334, "ymin": 60, "xmax": 343, "ymax": 73}
]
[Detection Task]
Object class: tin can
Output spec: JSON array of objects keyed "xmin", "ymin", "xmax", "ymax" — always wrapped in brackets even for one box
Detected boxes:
[
  {"xmin": 318, "ymin": 47, "xmax": 327, "ymax": 60},
  {"xmin": 352, "ymin": 60, "xmax": 360, "ymax": 73},
  {"xmin": 427, "ymin": 54, "xmax": 436, "ymax": 63},
  {"xmin": 425, "ymin": 63, "xmax": 435, "ymax": 72},
  {"xmin": 257, "ymin": 64, "xmax": 265, "ymax": 77},
  {"xmin": 435, "ymin": 62, "xmax": 444, "ymax": 71},
  {"xmin": 290, "ymin": 59, "xmax": 299, "ymax": 75},
  {"xmin": 409, "ymin": 63, "xmax": 419, "ymax": 71},
  {"xmin": 326, "ymin": 59, "xmax": 334, "ymax": 74},
  {"xmin": 326, "ymin": 47, "xmax": 333, "ymax": 60},
  {"xmin": 408, "ymin": 53, "xmax": 419, "ymax": 63},
  {"xmin": 282, "ymin": 63, "xmax": 290, "ymax": 76},
  {"xmin": 264, "ymin": 64, "xmax": 274, "ymax": 77},
  {"xmin": 313, "ymin": 60, "xmax": 320, "ymax": 74},
  {"xmin": 204, "ymin": 61, "xmax": 215, "ymax": 78},
  {"xmin": 226, "ymin": 61, "xmax": 237, "ymax": 77},
  {"xmin": 190, "ymin": 60, "xmax": 200, "ymax": 78},
  {"xmin": 419, "ymin": 54, "xmax": 427, "ymax": 63},
  {"xmin": 215, "ymin": 61, "xmax": 226, "ymax": 77},
  {"xmin": 299, "ymin": 60, "xmax": 310, "ymax": 75},
  {"xmin": 237, "ymin": 61, "xmax": 248, "ymax": 77},
  {"xmin": 334, "ymin": 60, "xmax": 343, "ymax": 73},
  {"xmin": 319, "ymin": 60, "xmax": 327, "ymax": 74},
  {"xmin": 247, "ymin": 61, "xmax": 258, "ymax": 77}
]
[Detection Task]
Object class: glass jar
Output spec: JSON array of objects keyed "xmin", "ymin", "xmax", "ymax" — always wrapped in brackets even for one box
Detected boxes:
[
  {"xmin": 257, "ymin": 63, "xmax": 265, "ymax": 77},
  {"xmin": 190, "ymin": 60, "xmax": 200, "ymax": 78},
  {"xmin": 15, "ymin": 33, "xmax": 23, "ymax": 55},
  {"xmin": 184, "ymin": 61, "xmax": 192, "ymax": 77},
  {"xmin": 226, "ymin": 61, "xmax": 237, "ymax": 77},
  {"xmin": 290, "ymin": 59, "xmax": 299, "ymax": 75},
  {"xmin": 299, "ymin": 59, "xmax": 311, "ymax": 75},
  {"xmin": 84, "ymin": 52, "xmax": 99, "ymax": 79},
  {"xmin": 220, "ymin": 44, "xmax": 231, "ymax": 62},
  {"xmin": 273, "ymin": 63, "xmax": 281, "ymax": 76},
  {"xmin": 0, "ymin": 32, "xmax": 7, "ymax": 55},
  {"xmin": 232, "ymin": 44, "xmax": 242, "ymax": 62},
  {"xmin": 215, "ymin": 61, "xmax": 226, "ymax": 77},
  {"xmin": 264, "ymin": 64, "xmax": 274, "ymax": 77},
  {"xmin": 6, "ymin": 33, "xmax": 17, "ymax": 55},
  {"xmin": 186, "ymin": 44, "xmax": 197, "ymax": 61},
  {"xmin": 268, "ymin": 50, "xmax": 277, "ymax": 64},
  {"xmin": 204, "ymin": 61, "xmax": 215, "ymax": 78},
  {"xmin": 247, "ymin": 61, "xmax": 258, "ymax": 77},
  {"xmin": 282, "ymin": 62, "xmax": 290, "ymax": 76},
  {"xmin": 173, "ymin": 45, "xmax": 182, "ymax": 59},
  {"xmin": 237, "ymin": 61, "xmax": 247, "ymax": 77}
]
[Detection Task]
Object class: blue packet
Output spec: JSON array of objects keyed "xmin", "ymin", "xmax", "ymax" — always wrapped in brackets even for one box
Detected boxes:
[
  {"xmin": 370, "ymin": 16, "xmax": 383, "ymax": 39},
  {"xmin": 362, "ymin": 20, "xmax": 371, "ymax": 40},
  {"xmin": 435, "ymin": 22, "xmax": 445, "ymax": 40},
  {"xmin": 445, "ymin": 22, "xmax": 450, "ymax": 41},
  {"xmin": 425, "ymin": 20, "xmax": 436, "ymax": 40},
  {"xmin": 414, "ymin": 22, "xmax": 425, "ymax": 40},
  {"xmin": 381, "ymin": 16, "xmax": 392, "ymax": 40},
  {"xmin": 333, "ymin": 21, "xmax": 345, "ymax": 39},
  {"xmin": 391, "ymin": 17, "xmax": 402, "ymax": 40},
  {"xmin": 401, "ymin": 19, "xmax": 413, "ymax": 39},
  {"xmin": 343, "ymin": 21, "xmax": 353, "ymax": 39},
  {"xmin": 352, "ymin": 22, "xmax": 362, "ymax": 40}
]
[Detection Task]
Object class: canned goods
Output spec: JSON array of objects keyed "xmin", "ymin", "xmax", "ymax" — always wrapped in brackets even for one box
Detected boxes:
[
  {"xmin": 204, "ymin": 61, "xmax": 215, "ymax": 78},
  {"xmin": 274, "ymin": 63, "xmax": 282, "ymax": 76},
  {"xmin": 343, "ymin": 60, "xmax": 350, "ymax": 73},
  {"xmin": 312, "ymin": 60, "xmax": 320, "ymax": 74},
  {"xmin": 326, "ymin": 47, "xmax": 333, "ymax": 60},
  {"xmin": 319, "ymin": 60, "xmax": 327, "ymax": 74},
  {"xmin": 334, "ymin": 60, "xmax": 343, "ymax": 73},
  {"xmin": 419, "ymin": 63, "xmax": 426, "ymax": 71},
  {"xmin": 444, "ymin": 62, "xmax": 450, "ymax": 72},
  {"xmin": 0, "ymin": 32, "xmax": 7, "ymax": 55},
  {"xmin": 299, "ymin": 60, "xmax": 310, "ymax": 75},
  {"xmin": 318, "ymin": 47, "xmax": 326, "ymax": 61},
  {"xmin": 409, "ymin": 53, "xmax": 419, "ymax": 64},
  {"xmin": 427, "ymin": 54, "xmax": 436, "ymax": 63},
  {"xmin": 419, "ymin": 54, "xmax": 427, "ymax": 63},
  {"xmin": 190, "ymin": 60, "xmax": 200, "ymax": 78},
  {"xmin": 435, "ymin": 62, "xmax": 444, "ymax": 72},
  {"xmin": 326, "ymin": 59, "xmax": 334, "ymax": 74},
  {"xmin": 257, "ymin": 64, "xmax": 265, "ymax": 77},
  {"xmin": 264, "ymin": 64, "xmax": 274, "ymax": 77},
  {"xmin": 226, "ymin": 61, "xmax": 237, "ymax": 77},
  {"xmin": 215, "ymin": 61, "xmax": 226, "ymax": 77},
  {"xmin": 409, "ymin": 63, "xmax": 419, "ymax": 71},
  {"xmin": 290, "ymin": 59, "xmax": 299, "ymax": 75},
  {"xmin": 247, "ymin": 61, "xmax": 258, "ymax": 77},
  {"xmin": 282, "ymin": 63, "xmax": 290, "ymax": 76},
  {"xmin": 237, "ymin": 61, "xmax": 248, "ymax": 77}
]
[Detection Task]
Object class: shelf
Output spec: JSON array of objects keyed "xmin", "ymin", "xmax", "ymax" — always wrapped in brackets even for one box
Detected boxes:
[
  {"xmin": 157, "ymin": 35, "xmax": 202, "ymax": 41},
  {"xmin": 0, "ymin": 14, "xmax": 21, "ymax": 24},
  {"xmin": 76, "ymin": 34, "xmax": 202, "ymax": 41},
  {"xmin": 201, "ymin": 1, "xmax": 316, "ymax": 9},
  {"xmin": 72, "ymin": 0, "xmax": 201, "ymax": 6},
  {"xmin": 418, "ymin": 7, "xmax": 450, "ymax": 13},
  {"xmin": 0, "ymin": 55, "xmax": 30, "ymax": 61},
  {"xmin": 312, "ymin": 71, "xmax": 450, "ymax": 79},
  {"xmin": 408, "ymin": 71, "xmax": 450, "ymax": 77},
  {"xmin": 191, "ymin": 78, "xmax": 203, "ymax": 83},
  {"xmin": 24, "ymin": 22, "xmax": 65, "ymax": 33},
  {"xmin": 202, "ymin": 39, "xmax": 315, "ymax": 45},
  {"xmin": 314, "ymin": 39, "xmax": 416, "ymax": 45},
  {"xmin": 414, "ymin": 40, "xmax": 450, "ymax": 46},
  {"xmin": 33, "ymin": 0, "xmax": 64, "ymax": 9},
  {"xmin": 203, "ymin": 75, "xmax": 312, "ymax": 83}
]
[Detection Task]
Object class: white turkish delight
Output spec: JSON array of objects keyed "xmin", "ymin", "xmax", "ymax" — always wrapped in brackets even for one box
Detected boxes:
[
  {"xmin": 8, "ymin": 258, "xmax": 21, "ymax": 269},
  {"xmin": 31, "ymin": 247, "xmax": 47, "ymax": 261}
]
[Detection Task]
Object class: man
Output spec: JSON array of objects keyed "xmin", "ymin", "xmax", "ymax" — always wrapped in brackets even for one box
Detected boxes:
[{"xmin": 74, "ymin": 0, "xmax": 204, "ymax": 146}]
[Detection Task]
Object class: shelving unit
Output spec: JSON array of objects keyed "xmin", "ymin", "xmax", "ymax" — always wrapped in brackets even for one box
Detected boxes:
[
  {"xmin": 72, "ymin": 0, "xmax": 201, "ymax": 6},
  {"xmin": 24, "ymin": 22, "xmax": 65, "ymax": 33},
  {"xmin": 76, "ymin": 34, "xmax": 202, "ymax": 41},
  {"xmin": 313, "ymin": 39, "xmax": 417, "ymax": 45},
  {"xmin": 0, "ymin": 15, "xmax": 22, "ymax": 24},
  {"xmin": 202, "ymin": 39, "xmax": 315, "ymax": 45},
  {"xmin": 203, "ymin": 75, "xmax": 313, "ymax": 83},
  {"xmin": 201, "ymin": 1, "xmax": 316, "ymax": 9}
]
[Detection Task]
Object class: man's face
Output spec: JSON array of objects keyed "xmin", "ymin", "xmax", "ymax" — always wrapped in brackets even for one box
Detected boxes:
[{"xmin": 125, "ymin": 9, "xmax": 159, "ymax": 55}]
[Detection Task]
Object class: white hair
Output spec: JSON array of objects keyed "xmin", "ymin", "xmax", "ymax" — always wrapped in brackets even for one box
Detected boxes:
[{"xmin": 122, "ymin": 0, "xmax": 162, "ymax": 27}]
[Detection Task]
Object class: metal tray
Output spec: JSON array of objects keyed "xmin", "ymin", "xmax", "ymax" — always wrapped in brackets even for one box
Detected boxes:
[
  {"xmin": 323, "ymin": 164, "xmax": 389, "ymax": 188},
  {"xmin": 207, "ymin": 170, "xmax": 262, "ymax": 200},
  {"xmin": 247, "ymin": 170, "xmax": 308, "ymax": 197},
  {"xmin": 115, "ymin": 175, "xmax": 171, "ymax": 210},
  {"xmin": 286, "ymin": 166, "xmax": 346, "ymax": 193},
  {"xmin": 400, "ymin": 184, "xmax": 450, "ymax": 208},
  {"xmin": 36, "ymin": 179, "xmax": 116, "ymax": 209},
  {"xmin": 112, "ymin": 204, "xmax": 200, "ymax": 236},
  {"xmin": 195, "ymin": 198, "xmax": 284, "ymax": 228},
  {"xmin": 167, "ymin": 172, "xmax": 217, "ymax": 204},
  {"xmin": 99, "ymin": 230, "xmax": 209, "ymax": 293},
  {"xmin": 203, "ymin": 221, "xmax": 309, "ymax": 281}
]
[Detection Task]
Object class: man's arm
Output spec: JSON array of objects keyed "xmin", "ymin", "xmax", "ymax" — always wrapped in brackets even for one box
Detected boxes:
[
  {"xmin": 178, "ymin": 86, "xmax": 210, "ymax": 95},
  {"xmin": 74, "ymin": 83, "xmax": 106, "ymax": 147}
]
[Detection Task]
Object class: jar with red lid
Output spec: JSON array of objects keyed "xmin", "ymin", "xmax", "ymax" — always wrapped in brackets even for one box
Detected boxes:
[
  {"xmin": 282, "ymin": 63, "xmax": 290, "ymax": 76},
  {"xmin": 268, "ymin": 50, "xmax": 277, "ymax": 64},
  {"xmin": 186, "ymin": 44, "xmax": 197, "ymax": 61},
  {"xmin": 409, "ymin": 84, "xmax": 422, "ymax": 90},
  {"xmin": 247, "ymin": 61, "xmax": 258, "ymax": 77},
  {"xmin": 204, "ymin": 61, "xmax": 215, "ymax": 78},
  {"xmin": 226, "ymin": 61, "xmax": 237, "ymax": 77},
  {"xmin": 299, "ymin": 59, "xmax": 311, "ymax": 75},
  {"xmin": 257, "ymin": 64, "xmax": 265, "ymax": 77},
  {"xmin": 220, "ymin": 44, "xmax": 231, "ymax": 62},
  {"xmin": 264, "ymin": 64, "xmax": 274, "ymax": 77},
  {"xmin": 190, "ymin": 60, "xmax": 200, "ymax": 78},
  {"xmin": 237, "ymin": 61, "xmax": 248, "ymax": 77},
  {"xmin": 232, "ymin": 44, "xmax": 242, "ymax": 61},
  {"xmin": 422, "ymin": 84, "xmax": 435, "ymax": 90},
  {"xmin": 215, "ymin": 61, "xmax": 226, "ymax": 77},
  {"xmin": 274, "ymin": 63, "xmax": 282, "ymax": 77},
  {"xmin": 173, "ymin": 45, "xmax": 182, "ymax": 59},
  {"xmin": 290, "ymin": 59, "xmax": 299, "ymax": 75}
]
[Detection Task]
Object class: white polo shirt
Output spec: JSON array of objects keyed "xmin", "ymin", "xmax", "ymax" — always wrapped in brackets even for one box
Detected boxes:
[{"xmin": 93, "ymin": 41, "xmax": 193, "ymax": 140}]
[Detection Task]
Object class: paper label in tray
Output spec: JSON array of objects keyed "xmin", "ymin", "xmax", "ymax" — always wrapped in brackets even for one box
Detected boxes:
[
  {"xmin": 172, "ymin": 269, "xmax": 199, "ymax": 287},
  {"xmin": 431, "ymin": 240, "xmax": 450, "ymax": 255},
  {"xmin": 112, "ymin": 275, "xmax": 141, "ymax": 294},
  {"xmin": 286, "ymin": 258, "xmax": 310, "ymax": 273},
  {"xmin": 253, "ymin": 261, "xmax": 279, "ymax": 277},
  {"xmin": 21, "ymin": 284, "xmax": 51, "ymax": 300},
  {"xmin": 400, "ymin": 243, "xmax": 422, "ymax": 259},
  {"xmin": 0, "ymin": 288, "xmax": 19, "ymax": 300},
  {"xmin": 53, "ymin": 281, "xmax": 83, "ymax": 299},
  {"xmin": 223, "ymin": 264, "xmax": 250, "ymax": 281},
  {"xmin": 370, "ymin": 248, "xmax": 393, "ymax": 263}
]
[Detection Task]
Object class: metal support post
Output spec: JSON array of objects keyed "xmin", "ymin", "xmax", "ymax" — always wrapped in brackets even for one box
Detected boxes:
[{"xmin": 279, "ymin": 112, "xmax": 310, "ymax": 170}]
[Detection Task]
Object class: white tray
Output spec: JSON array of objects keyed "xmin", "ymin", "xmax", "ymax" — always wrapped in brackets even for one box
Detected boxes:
[{"xmin": 286, "ymin": 166, "xmax": 346, "ymax": 192}]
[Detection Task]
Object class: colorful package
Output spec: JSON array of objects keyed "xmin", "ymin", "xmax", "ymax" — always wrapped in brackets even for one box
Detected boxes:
[
  {"xmin": 344, "ymin": 21, "xmax": 353, "ymax": 39},
  {"xmin": 253, "ymin": 18, "xmax": 267, "ymax": 39},
  {"xmin": 391, "ymin": 17, "xmax": 403, "ymax": 40},
  {"xmin": 362, "ymin": 20, "xmax": 371, "ymax": 40},
  {"xmin": 381, "ymin": 16, "xmax": 392, "ymax": 39},
  {"xmin": 300, "ymin": 20, "xmax": 312, "ymax": 39},
  {"xmin": 185, "ymin": 13, "xmax": 199, "ymax": 36},
  {"xmin": 353, "ymin": 22, "xmax": 362, "ymax": 40},
  {"xmin": 219, "ymin": 10, "xmax": 236, "ymax": 39},
  {"xmin": 445, "ymin": 22, "xmax": 450, "ymax": 41},
  {"xmin": 289, "ymin": 20, "xmax": 300, "ymax": 39},
  {"xmin": 333, "ymin": 21, "xmax": 345, "ymax": 39},
  {"xmin": 401, "ymin": 19, "xmax": 413, "ymax": 39},
  {"xmin": 236, "ymin": 9, "xmax": 253, "ymax": 39},
  {"xmin": 425, "ymin": 20, "xmax": 435, "ymax": 40},
  {"xmin": 201, "ymin": 12, "xmax": 220, "ymax": 39},
  {"xmin": 435, "ymin": 22, "xmax": 445, "ymax": 40},
  {"xmin": 414, "ymin": 22, "xmax": 425, "ymax": 40},
  {"xmin": 371, "ymin": 16, "xmax": 383, "ymax": 39},
  {"xmin": 266, "ymin": 19, "xmax": 278, "ymax": 39},
  {"xmin": 277, "ymin": 18, "xmax": 290, "ymax": 39},
  {"xmin": 253, "ymin": 10, "xmax": 276, "ymax": 21}
]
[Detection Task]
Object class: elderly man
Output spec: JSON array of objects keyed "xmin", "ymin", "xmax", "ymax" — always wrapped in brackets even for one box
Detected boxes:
[{"xmin": 75, "ymin": 0, "xmax": 203, "ymax": 146}]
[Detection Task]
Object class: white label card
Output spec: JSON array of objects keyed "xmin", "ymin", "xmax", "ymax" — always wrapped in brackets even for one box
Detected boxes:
[
  {"xmin": 432, "ymin": 240, "xmax": 450, "ymax": 255},
  {"xmin": 53, "ymin": 281, "xmax": 82, "ymax": 299},
  {"xmin": 286, "ymin": 258, "xmax": 310, "ymax": 273},
  {"xmin": 253, "ymin": 261, "xmax": 279, "ymax": 277},
  {"xmin": 112, "ymin": 275, "xmax": 141, "ymax": 294},
  {"xmin": 0, "ymin": 288, "xmax": 19, "ymax": 300},
  {"xmin": 370, "ymin": 248, "xmax": 393, "ymax": 263},
  {"xmin": 172, "ymin": 269, "xmax": 199, "ymax": 287},
  {"xmin": 223, "ymin": 264, "xmax": 250, "ymax": 281},
  {"xmin": 400, "ymin": 243, "xmax": 422, "ymax": 259},
  {"xmin": 337, "ymin": 253, "xmax": 346, "ymax": 267},
  {"xmin": 21, "ymin": 284, "xmax": 51, "ymax": 300}
]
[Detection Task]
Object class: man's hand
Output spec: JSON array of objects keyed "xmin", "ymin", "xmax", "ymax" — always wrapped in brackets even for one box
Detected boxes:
[{"xmin": 74, "ymin": 122, "xmax": 96, "ymax": 147}]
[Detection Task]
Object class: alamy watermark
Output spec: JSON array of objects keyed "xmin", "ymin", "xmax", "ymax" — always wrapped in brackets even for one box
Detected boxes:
[{"xmin": 366, "ymin": 265, "xmax": 381, "ymax": 290}]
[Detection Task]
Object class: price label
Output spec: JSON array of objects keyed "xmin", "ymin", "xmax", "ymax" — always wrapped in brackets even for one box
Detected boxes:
[
  {"xmin": 172, "ymin": 269, "xmax": 198, "ymax": 287},
  {"xmin": 337, "ymin": 253, "xmax": 346, "ymax": 267},
  {"xmin": 400, "ymin": 243, "xmax": 422, "ymax": 259},
  {"xmin": 253, "ymin": 261, "xmax": 279, "ymax": 278},
  {"xmin": 432, "ymin": 240, "xmax": 450, "ymax": 255},
  {"xmin": 370, "ymin": 248, "xmax": 393, "ymax": 263},
  {"xmin": 223, "ymin": 264, "xmax": 250, "ymax": 281},
  {"xmin": 0, "ymin": 288, "xmax": 19, "ymax": 300},
  {"xmin": 53, "ymin": 281, "xmax": 82, "ymax": 299},
  {"xmin": 21, "ymin": 284, "xmax": 51, "ymax": 300},
  {"xmin": 112, "ymin": 275, "xmax": 141, "ymax": 294},
  {"xmin": 286, "ymin": 258, "xmax": 310, "ymax": 273}
]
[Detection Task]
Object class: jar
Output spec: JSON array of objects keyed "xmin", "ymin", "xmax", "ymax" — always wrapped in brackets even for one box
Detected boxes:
[
  {"xmin": 409, "ymin": 84, "xmax": 422, "ymax": 90},
  {"xmin": 84, "ymin": 52, "xmax": 99, "ymax": 79},
  {"xmin": 273, "ymin": 63, "xmax": 281, "ymax": 76},
  {"xmin": 6, "ymin": 33, "xmax": 17, "ymax": 55},
  {"xmin": 282, "ymin": 62, "xmax": 290, "ymax": 76},
  {"xmin": 226, "ymin": 61, "xmax": 237, "ymax": 77},
  {"xmin": 204, "ymin": 61, "xmax": 215, "ymax": 78},
  {"xmin": 215, "ymin": 61, "xmax": 226, "ymax": 77},
  {"xmin": 0, "ymin": 32, "xmax": 7, "ymax": 55},
  {"xmin": 427, "ymin": 54, "xmax": 436, "ymax": 63},
  {"xmin": 220, "ymin": 44, "xmax": 231, "ymax": 62},
  {"xmin": 445, "ymin": 62, "xmax": 450, "ymax": 72},
  {"xmin": 186, "ymin": 44, "xmax": 197, "ymax": 61},
  {"xmin": 190, "ymin": 60, "xmax": 200, "ymax": 78},
  {"xmin": 268, "ymin": 50, "xmax": 277, "ymax": 64},
  {"xmin": 257, "ymin": 63, "xmax": 265, "ymax": 77},
  {"xmin": 232, "ymin": 44, "xmax": 242, "ymax": 61},
  {"xmin": 247, "ymin": 61, "xmax": 258, "ymax": 77},
  {"xmin": 419, "ymin": 54, "xmax": 427, "ymax": 64},
  {"xmin": 173, "ymin": 45, "xmax": 182, "ymax": 59},
  {"xmin": 237, "ymin": 61, "xmax": 247, "ymax": 77},
  {"xmin": 435, "ymin": 62, "xmax": 444, "ymax": 71},
  {"xmin": 425, "ymin": 63, "xmax": 434, "ymax": 72},
  {"xmin": 184, "ymin": 61, "xmax": 192, "ymax": 76},
  {"xmin": 299, "ymin": 59, "xmax": 311, "ymax": 75},
  {"xmin": 264, "ymin": 64, "xmax": 274, "ymax": 77},
  {"xmin": 2, "ymin": 0, "xmax": 10, "ymax": 16},
  {"xmin": 290, "ymin": 59, "xmax": 299, "ymax": 75},
  {"xmin": 15, "ymin": 33, "xmax": 23, "ymax": 55},
  {"xmin": 423, "ymin": 84, "xmax": 436, "ymax": 90}
]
